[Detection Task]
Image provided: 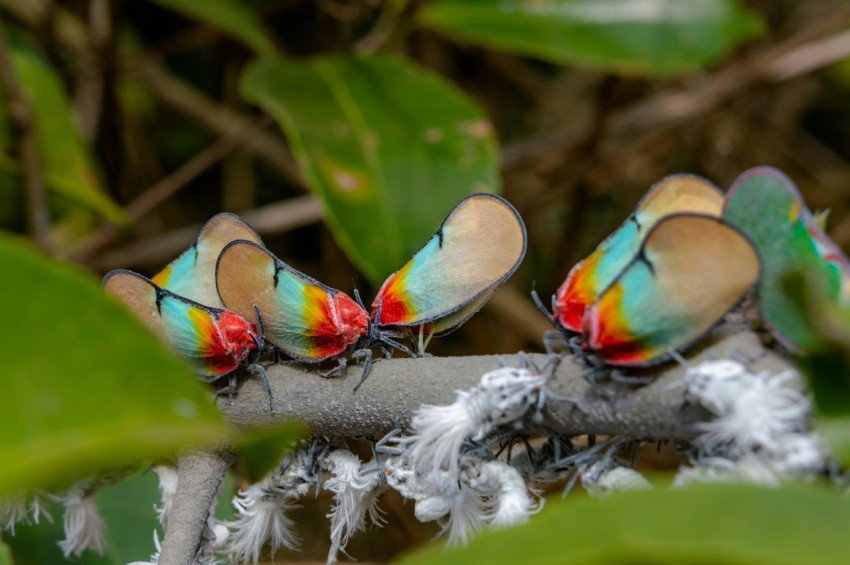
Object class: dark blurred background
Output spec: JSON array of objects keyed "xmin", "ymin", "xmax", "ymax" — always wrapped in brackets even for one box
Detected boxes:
[
  {"xmin": 3, "ymin": 1, "xmax": 850, "ymax": 360},
  {"xmin": 2, "ymin": 1, "xmax": 850, "ymax": 561}
]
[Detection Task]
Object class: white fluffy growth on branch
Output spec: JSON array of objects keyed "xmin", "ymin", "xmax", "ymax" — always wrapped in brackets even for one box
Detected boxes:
[
  {"xmin": 678, "ymin": 359, "xmax": 827, "ymax": 484},
  {"xmin": 58, "ymin": 481, "xmax": 107, "ymax": 558},
  {"xmin": 580, "ymin": 461, "xmax": 653, "ymax": 497},
  {"xmin": 402, "ymin": 367, "xmax": 547, "ymax": 478},
  {"xmin": 323, "ymin": 450, "xmax": 387, "ymax": 563},
  {"xmin": 462, "ymin": 460, "xmax": 542, "ymax": 529},
  {"xmin": 153, "ymin": 464, "xmax": 178, "ymax": 526},
  {"xmin": 225, "ymin": 450, "xmax": 316, "ymax": 564},
  {"xmin": 0, "ymin": 490, "xmax": 54, "ymax": 535}
]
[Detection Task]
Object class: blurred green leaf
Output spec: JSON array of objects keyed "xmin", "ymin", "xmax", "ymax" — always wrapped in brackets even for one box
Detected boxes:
[
  {"xmin": 0, "ymin": 541, "xmax": 12, "ymax": 565},
  {"xmin": 781, "ymin": 271, "xmax": 850, "ymax": 463},
  {"xmin": 723, "ymin": 168, "xmax": 844, "ymax": 352},
  {"xmin": 148, "ymin": 0, "xmax": 277, "ymax": 56},
  {"xmin": 9, "ymin": 47, "xmax": 127, "ymax": 226},
  {"xmin": 233, "ymin": 422, "xmax": 308, "ymax": 483},
  {"xmin": 7, "ymin": 468, "xmax": 236, "ymax": 564},
  {"xmin": 0, "ymin": 234, "xmax": 228, "ymax": 497},
  {"xmin": 7, "ymin": 471, "xmax": 160, "ymax": 564},
  {"xmin": 419, "ymin": 0, "xmax": 764, "ymax": 77},
  {"xmin": 404, "ymin": 483, "xmax": 850, "ymax": 565},
  {"xmin": 241, "ymin": 55, "xmax": 500, "ymax": 283}
]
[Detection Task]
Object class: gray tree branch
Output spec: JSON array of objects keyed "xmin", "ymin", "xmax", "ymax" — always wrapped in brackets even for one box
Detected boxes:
[
  {"xmin": 158, "ymin": 329, "xmax": 794, "ymax": 563},
  {"xmin": 220, "ymin": 329, "xmax": 792, "ymax": 438},
  {"xmin": 159, "ymin": 450, "xmax": 234, "ymax": 565}
]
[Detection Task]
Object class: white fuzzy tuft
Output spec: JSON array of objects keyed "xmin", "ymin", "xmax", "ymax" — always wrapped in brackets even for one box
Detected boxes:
[
  {"xmin": 439, "ymin": 486, "xmax": 488, "ymax": 546},
  {"xmin": 153, "ymin": 465, "xmax": 178, "ymax": 526},
  {"xmin": 690, "ymin": 365, "xmax": 809, "ymax": 455},
  {"xmin": 580, "ymin": 463, "xmax": 652, "ymax": 497},
  {"xmin": 58, "ymin": 483, "xmax": 107, "ymax": 558},
  {"xmin": 323, "ymin": 450, "xmax": 386, "ymax": 564},
  {"xmin": 225, "ymin": 450, "xmax": 317, "ymax": 564},
  {"xmin": 683, "ymin": 359, "xmax": 827, "ymax": 481},
  {"xmin": 403, "ymin": 368, "xmax": 546, "ymax": 478},
  {"xmin": 226, "ymin": 481, "xmax": 299, "ymax": 564},
  {"xmin": 387, "ymin": 456, "xmax": 539, "ymax": 547},
  {"xmin": 386, "ymin": 457, "xmax": 487, "ymax": 546},
  {"xmin": 674, "ymin": 455, "xmax": 781, "ymax": 487},
  {"xmin": 0, "ymin": 490, "xmax": 54, "ymax": 535},
  {"xmin": 464, "ymin": 461, "xmax": 541, "ymax": 529}
]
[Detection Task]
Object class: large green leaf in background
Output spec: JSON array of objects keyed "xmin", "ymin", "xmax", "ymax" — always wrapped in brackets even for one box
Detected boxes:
[
  {"xmin": 419, "ymin": 0, "xmax": 764, "ymax": 77},
  {"xmin": 404, "ymin": 483, "xmax": 850, "ymax": 565},
  {"xmin": 0, "ymin": 234, "xmax": 227, "ymax": 497},
  {"xmin": 8, "ymin": 48, "xmax": 127, "ymax": 226},
  {"xmin": 148, "ymin": 0, "xmax": 277, "ymax": 56},
  {"xmin": 241, "ymin": 55, "xmax": 499, "ymax": 284}
]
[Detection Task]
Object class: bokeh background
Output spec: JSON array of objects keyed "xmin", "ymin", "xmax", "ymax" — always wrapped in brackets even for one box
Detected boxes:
[{"xmin": 2, "ymin": 0, "xmax": 850, "ymax": 562}]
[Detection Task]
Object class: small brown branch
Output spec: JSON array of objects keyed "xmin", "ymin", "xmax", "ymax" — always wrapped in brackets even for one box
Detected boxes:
[
  {"xmin": 503, "ymin": 18, "xmax": 850, "ymax": 172},
  {"xmin": 766, "ymin": 28, "xmax": 850, "ymax": 81},
  {"xmin": 0, "ymin": 0, "xmax": 305, "ymax": 191},
  {"xmin": 126, "ymin": 116, "xmax": 272, "ymax": 220},
  {"xmin": 0, "ymin": 16, "xmax": 50, "ymax": 250},
  {"xmin": 88, "ymin": 195, "xmax": 323, "ymax": 272},
  {"xmin": 159, "ymin": 449, "xmax": 234, "ymax": 565},
  {"xmin": 66, "ymin": 116, "xmax": 273, "ymax": 262},
  {"xmin": 133, "ymin": 63, "xmax": 305, "ymax": 188}
]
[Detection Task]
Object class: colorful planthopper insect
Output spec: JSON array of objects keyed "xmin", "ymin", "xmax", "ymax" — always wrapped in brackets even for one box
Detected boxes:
[
  {"xmin": 102, "ymin": 270, "xmax": 271, "ymax": 406},
  {"xmin": 723, "ymin": 166, "xmax": 850, "ymax": 352},
  {"xmin": 583, "ymin": 213, "xmax": 760, "ymax": 366},
  {"xmin": 153, "ymin": 212, "xmax": 264, "ymax": 309},
  {"xmin": 215, "ymin": 193, "xmax": 527, "ymax": 390},
  {"xmin": 534, "ymin": 174, "xmax": 761, "ymax": 369},
  {"xmin": 539, "ymin": 174, "xmax": 725, "ymax": 335}
]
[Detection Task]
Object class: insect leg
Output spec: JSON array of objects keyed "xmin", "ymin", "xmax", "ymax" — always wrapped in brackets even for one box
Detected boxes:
[
  {"xmin": 248, "ymin": 362, "xmax": 273, "ymax": 412},
  {"xmin": 320, "ymin": 356, "xmax": 347, "ymax": 379},
  {"xmin": 351, "ymin": 348, "xmax": 374, "ymax": 393},
  {"xmin": 530, "ymin": 289, "xmax": 557, "ymax": 327}
]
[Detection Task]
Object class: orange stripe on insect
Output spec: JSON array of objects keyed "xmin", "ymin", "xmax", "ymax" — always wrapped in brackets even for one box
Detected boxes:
[
  {"xmin": 555, "ymin": 248, "xmax": 602, "ymax": 332},
  {"xmin": 375, "ymin": 261, "xmax": 416, "ymax": 325},
  {"xmin": 586, "ymin": 284, "xmax": 648, "ymax": 365},
  {"xmin": 151, "ymin": 266, "xmax": 172, "ymax": 287}
]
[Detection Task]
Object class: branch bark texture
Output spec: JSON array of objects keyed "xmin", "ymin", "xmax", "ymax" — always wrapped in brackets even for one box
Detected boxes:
[
  {"xmin": 220, "ymin": 329, "xmax": 793, "ymax": 440},
  {"xmin": 159, "ymin": 450, "xmax": 234, "ymax": 565}
]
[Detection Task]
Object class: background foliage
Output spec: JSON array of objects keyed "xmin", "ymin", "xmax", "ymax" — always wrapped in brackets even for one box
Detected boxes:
[{"xmin": 1, "ymin": 0, "xmax": 850, "ymax": 563}]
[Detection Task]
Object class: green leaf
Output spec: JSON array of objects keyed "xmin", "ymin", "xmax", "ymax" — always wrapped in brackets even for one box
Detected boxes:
[
  {"xmin": 241, "ymin": 55, "xmax": 500, "ymax": 283},
  {"xmin": 780, "ymin": 271, "xmax": 850, "ymax": 463},
  {"xmin": 0, "ymin": 541, "xmax": 12, "ymax": 565},
  {"xmin": 148, "ymin": 0, "xmax": 277, "ymax": 56},
  {"xmin": 9, "ymin": 47, "xmax": 127, "ymax": 225},
  {"xmin": 419, "ymin": 0, "xmax": 764, "ymax": 77},
  {"xmin": 233, "ymin": 422, "xmax": 309, "ymax": 483},
  {"xmin": 0, "ymin": 234, "xmax": 228, "ymax": 497},
  {"xmin": 404, "ymin": 483, "xmax": 850, "ymax": 565}
]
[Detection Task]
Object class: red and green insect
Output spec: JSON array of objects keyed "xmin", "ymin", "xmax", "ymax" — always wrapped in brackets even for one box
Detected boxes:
[
  {"xmin": 723, "ymin": 166, "xmax": 850, "ymax": 352},
  {"xmin": 153, "ymin": 213, "xmax": 263, "ymax": 309},
  {"xmin": 583, "ymin": 213, "xmax": 760, "ymax": 366},
  {"xmin": 544, "ymin": 174, "xmax": 725, "ymax": 334},
  {"xmin": 535, "ymin": 174, "xmax": 760, "ymax": 367},
  {"xmin": 103, "ymin": 269, "xmax": 270, "ymax": 403},
  {"xmin": 215, "ymin": 193, "xmax": 527, "ymax": 389}
]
